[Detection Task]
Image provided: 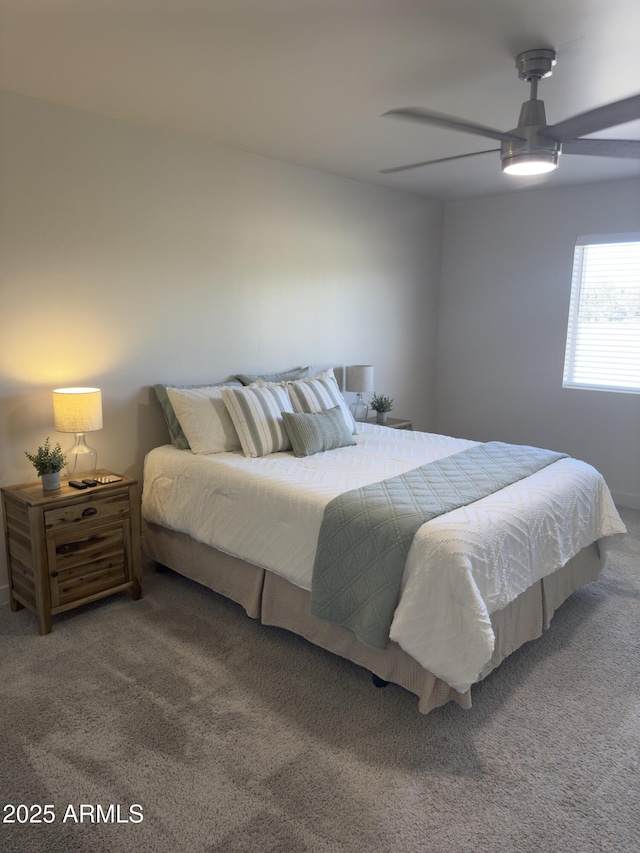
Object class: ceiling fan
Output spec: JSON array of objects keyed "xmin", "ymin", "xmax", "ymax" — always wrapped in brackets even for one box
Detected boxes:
[{"xmin": 381, "ymin": 48, "xmax": 640, "ymax": 176}]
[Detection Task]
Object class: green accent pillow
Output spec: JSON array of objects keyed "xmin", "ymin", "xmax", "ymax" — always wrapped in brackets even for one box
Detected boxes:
[
  {"xmin": 236, "ymin": 366, "xmax": 313, "ymax": 386},
  {"xmin": 282, "ymin": 406, "xmax": 356, "ymax": 458}
]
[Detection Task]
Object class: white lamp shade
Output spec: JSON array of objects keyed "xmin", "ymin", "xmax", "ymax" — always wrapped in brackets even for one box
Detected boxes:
[
  {"xmin": 345, "ymin": 365, "xmax": 374, "ymax": 393},
  {"xmin": 53, "ymin": 388, "xmax": 103, "ymax": 433}
]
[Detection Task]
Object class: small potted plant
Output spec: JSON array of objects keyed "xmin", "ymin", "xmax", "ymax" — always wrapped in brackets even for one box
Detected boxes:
[
  {"xmin": 370, "ymin": 393, "xmax": 394, "ymax": 425},
  {"xmin": 25, "ymin": 437, "xmax": 67, "ymax": 491}
]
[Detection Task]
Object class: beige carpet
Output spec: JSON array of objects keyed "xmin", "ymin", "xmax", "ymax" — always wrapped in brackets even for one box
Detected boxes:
[{"xmin": 1, "ymin": 508, "xmax": 639, "ymax": 853}]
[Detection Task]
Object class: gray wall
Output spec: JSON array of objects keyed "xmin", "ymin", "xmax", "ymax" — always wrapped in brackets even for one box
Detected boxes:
[
  {"xmin": 0, "ymin": 91, "xmax": 443, "ymax": 598},
  {"xmin": 436, "ymin": 179, "xmax": 640, "ymax": 508},
  {"xmin": 1, "ymin": 88, "xmax": 638, "ymax": 608}
]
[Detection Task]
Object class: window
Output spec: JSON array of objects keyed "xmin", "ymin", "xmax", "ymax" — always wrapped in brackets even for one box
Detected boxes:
[{"xmin": 563, "ymin": 234, "xmax": 640, "ymax": 393}]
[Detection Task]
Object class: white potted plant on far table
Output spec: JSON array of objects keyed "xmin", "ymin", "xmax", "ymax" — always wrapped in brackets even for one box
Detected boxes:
[{"xmin": 370, "ymin": 393, "xmax": 393, "ymax": 425}]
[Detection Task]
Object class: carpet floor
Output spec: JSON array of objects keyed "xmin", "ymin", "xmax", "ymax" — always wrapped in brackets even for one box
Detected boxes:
[{"xmin": 1, "ymin": 508, "xmax": 639, "ymax": 853}]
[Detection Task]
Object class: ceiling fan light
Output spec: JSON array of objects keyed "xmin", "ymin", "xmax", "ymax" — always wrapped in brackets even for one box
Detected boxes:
[{"xmin": 502, "ymin": 151, "xmax": 559, "ymax": 175}]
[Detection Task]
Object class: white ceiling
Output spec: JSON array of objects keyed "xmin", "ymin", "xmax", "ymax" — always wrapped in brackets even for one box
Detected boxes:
[{"xmin": 1, "ymin": 0, "xmax": 639, "ymax": 200}]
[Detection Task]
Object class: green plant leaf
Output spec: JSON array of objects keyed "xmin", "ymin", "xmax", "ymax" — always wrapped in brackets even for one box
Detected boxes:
[{"xmin": 25, "ymin": 437, "xmax": 67, "ymax": 475}]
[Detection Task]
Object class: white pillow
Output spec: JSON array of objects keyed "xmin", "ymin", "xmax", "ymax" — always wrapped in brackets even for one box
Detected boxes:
[
  {"xmin": 220, "ymin": 384, "xmax": 294, "ymax": 457},
  {"xmin": 165, "ymin": 386, "xmax": 241, "ymax": 454},
  {"xmin": 287, "ymin": 368, "xmax": 357, "ymax": 434}
]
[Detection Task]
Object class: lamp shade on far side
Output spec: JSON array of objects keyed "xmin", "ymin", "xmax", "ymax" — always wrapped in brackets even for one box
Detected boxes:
[
  {"xmin": 345, "ymin": 365, "xmax": 374, "ymax": 422},
  {"xmin": 53, "ymin": 387, "xmax": 103, "ymax": 476}
]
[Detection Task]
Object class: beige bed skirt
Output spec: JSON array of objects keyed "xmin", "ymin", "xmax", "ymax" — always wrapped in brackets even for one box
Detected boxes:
[{"xmin": 142, "ymin": 519, "xmax": 601, "ymax": 714}]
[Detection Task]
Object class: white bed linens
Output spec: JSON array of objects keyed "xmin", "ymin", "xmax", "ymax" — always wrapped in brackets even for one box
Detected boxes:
[{"xmin": 142, "ymin": 423, "xmax": 626, "ymax": 692}]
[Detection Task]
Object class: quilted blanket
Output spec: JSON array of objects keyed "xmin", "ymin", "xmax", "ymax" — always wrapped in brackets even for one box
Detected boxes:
[{"xmin": 311, "ymin": 441, "xmax": 567, "ymax": 648}]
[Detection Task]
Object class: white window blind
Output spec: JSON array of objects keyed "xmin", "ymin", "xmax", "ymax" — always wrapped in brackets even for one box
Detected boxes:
[{"xmin": 563, "ymin": 234, "xmax": 640, "ymax": 393}]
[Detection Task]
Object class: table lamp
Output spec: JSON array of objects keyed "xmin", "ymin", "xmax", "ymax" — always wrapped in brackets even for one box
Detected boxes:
[
  {"xmin": 53, "ymin": 387, "xmax": 103, "ymax": 476},
  {"xmin": 345, "ymin": 365, "xmax": 374, "ymax": 422}
]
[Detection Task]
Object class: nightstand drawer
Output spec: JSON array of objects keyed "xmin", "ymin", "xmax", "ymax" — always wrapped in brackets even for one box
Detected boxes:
[
  {"xmin": 48, "ymin": 521, "xmax": 130, "ymax": 608},
  {"xmin": 44, "ymin": 492, "xmax": 129, "ymax": 533}
]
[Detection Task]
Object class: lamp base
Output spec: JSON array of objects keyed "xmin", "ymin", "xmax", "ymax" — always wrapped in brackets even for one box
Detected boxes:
[
  {"xmin": 349, "ymin": 394, "xmax": 369, "ymax": 423},
  {"xmin": 65, "ymin": 433, "xmax": 98, "ymax": 477}
]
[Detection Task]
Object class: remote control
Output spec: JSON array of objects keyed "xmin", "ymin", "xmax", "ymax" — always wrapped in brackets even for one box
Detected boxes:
[
  {"xmin": 82, "ymin": 478, "xmax": 98, "ymax": 487},
  {"xmin": 69, "ymin": 480, "xmax": 88, "ymax": 489}
]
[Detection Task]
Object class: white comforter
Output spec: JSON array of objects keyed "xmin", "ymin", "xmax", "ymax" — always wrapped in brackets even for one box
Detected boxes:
[{"xmin": 142, "ymin": 424, "xmax": 625, "ymax": 692}]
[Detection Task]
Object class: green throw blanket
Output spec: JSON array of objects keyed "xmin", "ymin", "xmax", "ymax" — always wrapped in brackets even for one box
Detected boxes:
[{"xmin": 311, "ymin": 441, "xmax": 568, "ymax": 649}]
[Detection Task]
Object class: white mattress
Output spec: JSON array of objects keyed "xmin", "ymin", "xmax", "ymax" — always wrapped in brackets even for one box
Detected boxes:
[{"xmin": 142, "ymin": 424, "xmax": 626, "ymax": 692}]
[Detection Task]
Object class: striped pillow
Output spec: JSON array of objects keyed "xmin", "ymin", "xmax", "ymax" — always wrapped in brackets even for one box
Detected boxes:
[
  {"xmin": 282, "ymin": 406, "xmax": 356, "ymax": 457},
  {"xmin": 220, "ymin": 384, "xmax": 294, "ymax": 457},
  {"xmin": 287, "ymin": 370, "xmax": 357, "ymax": 434}
]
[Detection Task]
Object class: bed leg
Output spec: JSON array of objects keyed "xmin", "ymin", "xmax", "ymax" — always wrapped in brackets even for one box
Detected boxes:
[{"xmin": 372, "ymin": 674, "xmax": 389, "ymax": 689}]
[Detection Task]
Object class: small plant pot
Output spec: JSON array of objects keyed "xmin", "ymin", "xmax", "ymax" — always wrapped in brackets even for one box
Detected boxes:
[
  {"xmin": 41, "ymin": 471, "xmax": 61, "ymax": 491},
  {"xmin": 376, "ymin": 412, "xmax": 388, "ymax": 425}
]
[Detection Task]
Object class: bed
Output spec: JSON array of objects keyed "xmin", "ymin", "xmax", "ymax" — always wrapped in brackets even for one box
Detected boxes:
[{"xmin": 141, "ymin": 372, "xmax": 626, "ymax": 713}]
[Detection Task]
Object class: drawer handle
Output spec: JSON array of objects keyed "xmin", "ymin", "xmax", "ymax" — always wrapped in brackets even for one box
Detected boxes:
[
  {"xmin": 82, "ymin": 507, "xmax": 98, "ymax": 517},
  {"xmin": 50, "ymin": 571, "xmax": 58, "ymax": 578}
]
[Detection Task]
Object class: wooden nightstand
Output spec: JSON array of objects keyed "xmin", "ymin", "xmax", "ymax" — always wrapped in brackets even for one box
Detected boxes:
[
  {"xmin": 366, "ymin": 416, "xmax": 413, "ymax": 430},
  {"xmin": 1, "ymin": 471, "xmax": 142, "ymax": 635}
]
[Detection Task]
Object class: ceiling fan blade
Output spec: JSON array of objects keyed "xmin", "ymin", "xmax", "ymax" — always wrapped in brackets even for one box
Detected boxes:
[
  {"xmin": 380, "ymin": 148, "xmax": 500, "ymax": 174},
  {"xmin": 542, "ymin": 93, "xmax": 640, "ymax": 142},
  {"xmin": 563, "ymin": 138, "xmax": 640, "ymax": 159},
  {"xmin": 382, "ymin": 107, "xmax": 524, "ymax": 143}
]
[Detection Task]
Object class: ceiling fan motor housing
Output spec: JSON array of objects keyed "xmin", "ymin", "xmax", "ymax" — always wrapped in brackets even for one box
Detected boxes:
[
  {"xmin": 501, "ymin": 97, "xmax": 562, "ymax": 172},
  {"xmin": 515, "ymin": 48, "xmax": 557, "ymax": 81}
]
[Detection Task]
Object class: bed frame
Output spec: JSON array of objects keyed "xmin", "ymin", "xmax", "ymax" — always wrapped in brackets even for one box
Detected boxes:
[{"xmin": 142, "ymin": 518, "xmax": 601, "ymax": 713}]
